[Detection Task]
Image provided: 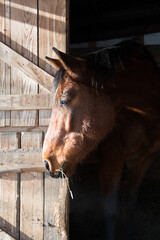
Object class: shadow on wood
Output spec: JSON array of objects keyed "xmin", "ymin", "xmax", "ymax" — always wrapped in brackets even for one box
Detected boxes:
[
  {"xmin": 0, "ymin": 2, "xmax": 65, "ymax": 31},
  {"xmin": 0, "ymin": 216, "xmax": 33, "ymax": 240}
]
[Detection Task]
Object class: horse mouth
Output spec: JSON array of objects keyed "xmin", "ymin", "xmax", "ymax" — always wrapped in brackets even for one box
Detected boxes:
[
  {"xmin": 50, "ymin": 171, "xmax": 63, "ymax": 178},
  {"xmin": 49, "ymin": 161, "xmax": 68, "ymax": 179}
]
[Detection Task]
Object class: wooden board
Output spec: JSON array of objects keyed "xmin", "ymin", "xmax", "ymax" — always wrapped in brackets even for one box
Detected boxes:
[
  {"xmin": 0, "ymin": 229, "xmax": 16, "ymax": 240},
  {"xmin": 44, "ymin": 174, "xmax": 69, "ymax": 240},
  {"xmin": 0, "ymin": 126, "xmax": 48, "ymax": 132},
  {"xmin": 21, "ymin": 132, "xmax": 43, "ymax": 149},
  {"xmin": 0, "ymin": 173, "xmax": 20, "ymax": 239},
  {"xmin": 0, "ymin": 94, "xmax": 52, "ymax": 110},
  {"xmin": 0, "ymin": 1, "xmax": 69, "ymax": 240},
  {"xmin": 0, "ymin": 0, "xmax": 11, "ymax": 127},
  {"xmin": 10, "ymin": 0, "xmax": 38, "ymax": 127},
  {"xmin": 39, "ymin": 0, "xmax": 67, "ymax": 125},
  {"xmin": 0, "ymin": 42, "xmax": 52, "ymax": 92},
  {"xmin": 0, "ymin": 149, "xmax": 43, "ymax": 171},
  {"xmin": 0, "ymin": 0, "xmax": 18, "ymax": 151},
  {"xmin": 0, "ymin": 133, "xmax": 19, "ymax": 149},
  {"xmin": 20, "ymin": 172, "xmax": 43, "ymax": 240}
]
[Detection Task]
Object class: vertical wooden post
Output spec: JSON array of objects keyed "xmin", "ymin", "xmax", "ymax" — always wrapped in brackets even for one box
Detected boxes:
[
  {"xmin": 39, "ymin": 1, "xmax": 70, "ymax": 238},
  {"xmin": 44, "ymin": 175, "xmax": 69, "ymax": 240}
]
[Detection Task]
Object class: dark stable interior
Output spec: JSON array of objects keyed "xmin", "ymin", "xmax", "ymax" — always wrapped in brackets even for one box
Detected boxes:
[
  {"xmin": 70, "ymin": 0, "xmax": 160, "ymax": 43},
  {"xmin": 69, "ymin": 1, "xmax": 160, "ymax": 239},
  {"xmin": 69, "ymin": 163, "xmax": 160, "ymax": 240}
]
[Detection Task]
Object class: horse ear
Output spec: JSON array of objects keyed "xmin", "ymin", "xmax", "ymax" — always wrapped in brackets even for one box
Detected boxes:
[
  {"xmin": 52, "ymin": 47, "xmax": 86, "ymax": 79},
  {"xmin": 45, "ymin": 56, "xmax": 63, "ymax": 70}
]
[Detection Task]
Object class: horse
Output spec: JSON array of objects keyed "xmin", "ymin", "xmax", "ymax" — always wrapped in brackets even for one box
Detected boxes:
[{"xmin": 42, "ymin": 40, "xmax": 160, "ymax": 240}]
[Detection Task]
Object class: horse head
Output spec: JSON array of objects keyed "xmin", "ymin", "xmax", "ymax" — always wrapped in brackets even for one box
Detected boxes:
[{"xmin": 42, "ymin": 48, "xmax": 115, "ymax": 177}]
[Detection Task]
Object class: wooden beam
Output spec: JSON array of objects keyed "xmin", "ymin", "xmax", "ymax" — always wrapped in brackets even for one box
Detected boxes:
[
  {"xmin": 0, "ymin": 42, "xmax": 53, "ymax": 92},
  {"xmin": 0, "ymin": 149, "xmax": 43, "ymax": 172},
  {"xmin": 20, "ymin": 172, "xmax": 44, "ymax": 239},
  {"xmin": 0, "ymin": 229, "xmax": 16, "ymax": 240},
  {"xmin": 0, "ymin": 167, "xmax": 46, "ymax": 174},
  {"xmin": 44, "ymin": 174, "xmax": 69, "ymax": 240},
  {"xmin": 0, "ymin": 126, "xmax": 48, "ymax": 132},
  {"xmin": 0, "ymin": 94, "xmax": 52, "ymax": 110}
]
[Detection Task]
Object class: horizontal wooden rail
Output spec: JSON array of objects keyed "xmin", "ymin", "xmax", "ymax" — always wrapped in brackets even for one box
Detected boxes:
[
  {"xmin": 0, "ymin": 94, "xmax": 52, "ymax": 110},
  {"xmin": 0, "ymin": 149, "xmax": 43, "ymax": 172},
  {"xmin": 0, "ymin": 126, "xmax": 48, "ymax": 132},
  {"xmin": 0, "ymin": 167, "xmax": 46, "ymax": 174},
  {"xmin": 0, "ymin": 229, "xmax": 16, "ymax": 240},
  {"xmin": 0, "ymin": 42, "xmax": 53, "ymax": 92}
]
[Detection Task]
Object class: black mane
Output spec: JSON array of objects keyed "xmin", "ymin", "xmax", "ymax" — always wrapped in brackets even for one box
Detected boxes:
[
  {"xmin": 81, "ymin": 40, "xmax": 142, "ymax": 71},
  {"xmin": 52, "ymin": 40, "xmax": 158, "ymax": 94},
  {"xmin": 81, "ymin": 40, "xmax": 158, "ymax": 89},
  {"xmin": 52, "ymin": 67, "xmax": 65, "ymax": 97}
]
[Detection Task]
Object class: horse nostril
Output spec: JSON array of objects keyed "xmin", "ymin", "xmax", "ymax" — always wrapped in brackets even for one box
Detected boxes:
[{"xmin": 44, "ymin": 160, "xmax": 50, "ymax": 171}]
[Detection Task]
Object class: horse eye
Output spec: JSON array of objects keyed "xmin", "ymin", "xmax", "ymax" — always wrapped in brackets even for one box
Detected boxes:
[{"xmin": 60, "ymin": 100, "xmax": 70, "ymax": 106}]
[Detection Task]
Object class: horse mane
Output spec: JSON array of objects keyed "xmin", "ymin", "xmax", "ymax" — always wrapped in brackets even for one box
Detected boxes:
[
  {"xmin": 81, "ymin": 40, "xmax": 158, "ymax": 90},
  {"xmin": 82, "ymin": 40, "xmax": 158, "ymax": 69},
  {"xmin": 52, "ymin": 67, "xmax": 65, "ymax": 97},
  {"xmin": 52, "ymin": 40, "xmax": 158, "ymax": 95}
]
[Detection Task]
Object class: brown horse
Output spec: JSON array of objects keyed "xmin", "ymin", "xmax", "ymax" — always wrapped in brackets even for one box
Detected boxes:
[{"xmin": 42, "ymin": 40, "xmax": 160, "ymax": 240}]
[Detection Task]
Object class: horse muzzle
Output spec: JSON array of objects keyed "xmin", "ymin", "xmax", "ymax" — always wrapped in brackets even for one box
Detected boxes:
[{"xmin": 43, "ymin": 160, "xmax": 68, "ymax": 178}]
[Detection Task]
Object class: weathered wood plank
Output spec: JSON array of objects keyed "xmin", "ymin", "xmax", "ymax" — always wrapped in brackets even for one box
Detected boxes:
[
  {"xmin": 20, "ymin": 172, "xmax": 43, "ymax": 240},
  {"xmin": 0, "ymin": 0, "xmax": 19, "ymax": 159},
  {"xmin": 0, "ymin": 173, "xmax": 20, "ymax": 239},
  {"xmin": 0, "ymin": 133, "xmax": 19, "ymax": 149},
  {"xmin": 0, "ymin": 229, "xmax": 16, "ymax": 240},
  {"xmin": 44, "ymin": 174, "xmax": 69, "ymax": 240},
  {"xmin": 0, "ymin": 0, "xmax": 6, "ymax": 126},
  {"xmin": 21, "ymin": 132, "xmax": 43, "ymax": 149},
  {"xmin": 4, "ymin": 0, "xmax": 11, "ymax": 126},
  {"xmin": 0, "ymin": 167, "xmax": 46, "ymax": 174},
  {"xmin": 39, "ymin": 0, "xmax": 67, "ymax": 125},
  {"xmin": 0, "ymin": 94, "xmax": 52, "ymax": 110},
  {"xmin": 0, "ymin": 126, "xmax": 48, "ymax": 132},
  {"xmin": 10, "ymin": 0, "xmax": 38, "ymax": 127},
  {"xmin": 0, "ymin": 149, "xmax": 43, "ymax": 171},
  {"xmin": 0, "ymin": 42, "xmax": 52, "ymax": 92},
  {"xmin": 10, "ymin": 0, "xmax": 42, "ymax": 154}
]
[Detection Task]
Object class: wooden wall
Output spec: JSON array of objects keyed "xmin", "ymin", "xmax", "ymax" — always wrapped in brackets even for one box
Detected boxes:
[{"xmin": 0, "ymin": 0, "xmax": 69, "ymax": 239}]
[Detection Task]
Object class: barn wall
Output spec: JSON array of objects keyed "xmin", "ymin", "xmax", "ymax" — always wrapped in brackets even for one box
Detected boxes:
[{"xmin": 0, "ymin": 0, "xmax": 69, "ymax": 239}]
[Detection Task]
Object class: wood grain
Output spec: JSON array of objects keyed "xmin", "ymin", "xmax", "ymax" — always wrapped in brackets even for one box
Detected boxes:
[
  {"xmin": 0, "ymin": 149, "xmax": 43, "ymax": 171},
  {"xmin": 10, "ymin": 0, "xmax": 38, "ymax": 127},
  {"xmin": 4, "ymin": 0, "xmax": 11, "ymax": 127},
  {"xmin": 0, "ymin": 0, "xmax": 6, "ymax": 126},
  {"xmin": 44, "ymin": 174, "xmax": 69, "ymax": 240},
  {"xmin": 0, "ymin": 1, "xmax": 69, "ymax": 240},
  {"xmin": 0, "ymin": 42, "xmax": 52, "ymax": 92},
  {"xmin": 0, "ymin": 126, "xmax": 48, "ymax": 132},
  {"xmin": 0, "ymin": 173, "xmax": 20, "ymax": 239},
  {"xmin": 0, "ymin": 167, "xmax": 46, "ymax": 174},
  {"xmin": 20, "ymin": 172, "xmax": 43, "ymax": 240},
  {"xmin": 0, "ymin": 94, "xmax": 52, "ymax": 110},
  {"xmin": 21, "ymin": 132, "xmax": 43, "ymax": 149},
  {"xmin": 0, "ymin": 0, "xmax": 19, "ymax": 157},
  {"xmin": 0, "ymin": 133, "xmax": 19, "ymax": 149},
  {"xmin": 39, "ymin": 0, "xmax": 67, "ymax": 126},
  {"xmin": 0, "ymin": 229, "xmax": 16, "ymax": 240}
]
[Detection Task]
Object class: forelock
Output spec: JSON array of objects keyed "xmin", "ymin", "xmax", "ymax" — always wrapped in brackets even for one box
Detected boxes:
[{"xmin": 52, "ymin": 68, "xmax": 65, "ymax": 97}]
